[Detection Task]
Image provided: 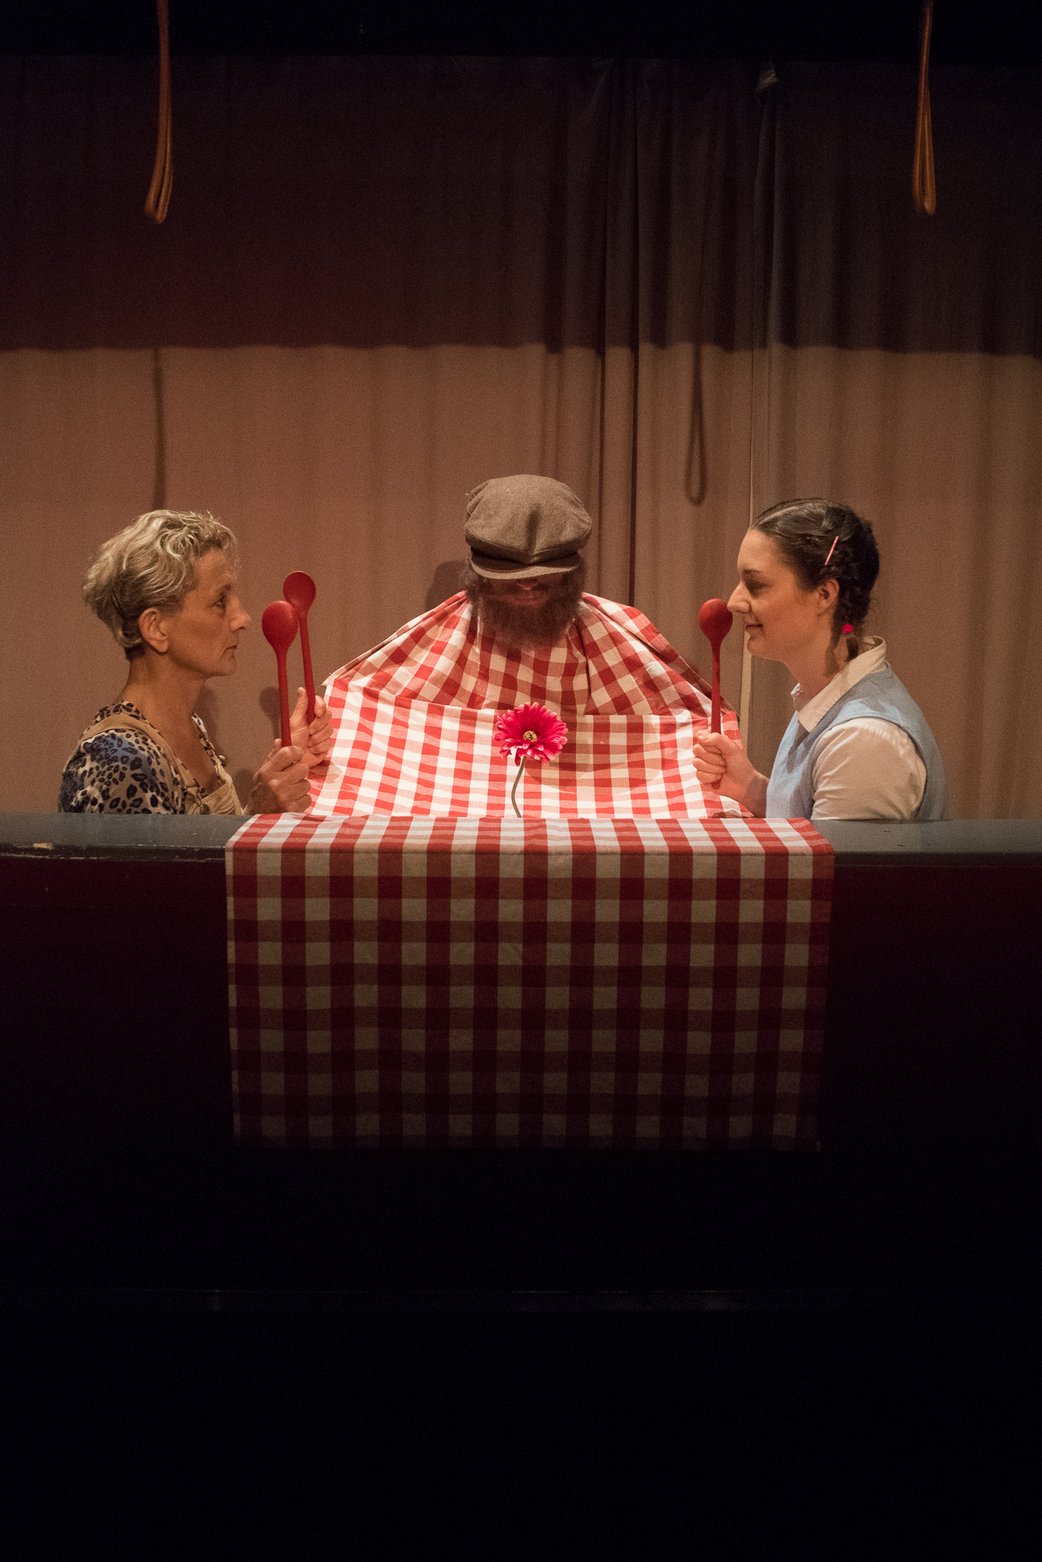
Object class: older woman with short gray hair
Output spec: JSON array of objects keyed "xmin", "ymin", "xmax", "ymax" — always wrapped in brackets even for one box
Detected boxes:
[{"xmin": 60, "ymin": 509, "xmax": 331, "ymax": 815}]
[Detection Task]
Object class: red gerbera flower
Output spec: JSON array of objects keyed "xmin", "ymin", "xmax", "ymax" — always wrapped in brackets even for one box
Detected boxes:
[
  {"xmin": 494, "ymin": 703, "xmax": 569, "ymax": 766},
  {"xmin": 494, "ymin": 703, "xmax": 568, "ymax": 818}
]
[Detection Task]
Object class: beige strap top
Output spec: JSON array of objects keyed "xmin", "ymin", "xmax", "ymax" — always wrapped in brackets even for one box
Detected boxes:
[{"xmin": 80, "ymin": 707, "xmax": 245, "ymax": 817}]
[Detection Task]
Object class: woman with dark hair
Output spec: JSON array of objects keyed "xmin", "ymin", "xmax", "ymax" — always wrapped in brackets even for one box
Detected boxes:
[
  {"xmin": 60, "ymin": 509, "xmax": 331, "ymax": 814},
  {"xmin": 694, "ymin": 498, "xmax": 945, "ymax": 820}
]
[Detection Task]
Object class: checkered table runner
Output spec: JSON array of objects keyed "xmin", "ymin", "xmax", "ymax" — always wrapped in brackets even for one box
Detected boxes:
[
  {"xmin": 309, "ymin": 593, "xmax": 744, "ymax": 819},
  {"xmin": 226, "ymin": 815, "xmax": 833, "ymax": 1150}
]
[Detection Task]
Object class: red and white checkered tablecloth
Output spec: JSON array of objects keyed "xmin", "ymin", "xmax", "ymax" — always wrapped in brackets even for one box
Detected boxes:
[
  {"xmin": 309, "ymin": 592, "xmax": 744, "ymax": 819},
  {"xmin": 226, "ymin": 815, "xmax": 833, "ymax": 1150}
]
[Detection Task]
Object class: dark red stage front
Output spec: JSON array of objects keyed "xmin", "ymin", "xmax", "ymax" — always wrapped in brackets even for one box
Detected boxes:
[{"xmin": 2, "ymin": 813, "xmax": 1038, "ymax": 1303}]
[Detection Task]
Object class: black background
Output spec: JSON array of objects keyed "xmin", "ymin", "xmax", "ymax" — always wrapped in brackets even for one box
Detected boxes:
[{"xmin": 0, "ymin": 0, "xmax": 1035, "ymax": 65}]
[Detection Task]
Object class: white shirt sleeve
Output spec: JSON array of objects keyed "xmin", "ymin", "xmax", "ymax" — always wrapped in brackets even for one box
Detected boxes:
[{"xmin": 810, "ymin": 718, "xmax": 927, "ymax": 821}]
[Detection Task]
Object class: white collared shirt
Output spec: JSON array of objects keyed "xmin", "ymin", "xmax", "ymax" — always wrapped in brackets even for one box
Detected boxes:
[{"xmin": 790, "ymin": 638, "xmax": 927, "ymax": 821}]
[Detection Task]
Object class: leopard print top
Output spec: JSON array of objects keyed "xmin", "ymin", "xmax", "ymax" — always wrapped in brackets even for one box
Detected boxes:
[{"xmin": 59, "ymin": 701, "xmax": 243, "ymax": 815}]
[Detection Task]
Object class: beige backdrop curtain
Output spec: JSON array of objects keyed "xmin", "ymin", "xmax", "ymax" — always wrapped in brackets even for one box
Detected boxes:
[{"xmin": 1, "ymin": 55, "xmax": 1038, "ymax": 815}]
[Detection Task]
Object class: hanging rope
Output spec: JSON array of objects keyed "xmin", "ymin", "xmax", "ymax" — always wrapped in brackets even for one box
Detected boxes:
[
  {"xmin": 145, "ymin": 0, "xmax": 172, "ymax": 222},
  {"xmin": 913, "ymin": 1, "xmax": 936, "ymax": 214}
]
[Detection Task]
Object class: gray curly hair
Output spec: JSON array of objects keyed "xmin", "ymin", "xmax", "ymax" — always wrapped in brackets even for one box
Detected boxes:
[{"xmin": 82, "ymin": 509, "xmax": 238, "ymax": 659}]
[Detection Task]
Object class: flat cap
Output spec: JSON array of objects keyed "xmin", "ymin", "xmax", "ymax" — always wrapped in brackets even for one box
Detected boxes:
[{"xmin": 464, "ymin": 475, "xmax": 592, "ymax": 579}]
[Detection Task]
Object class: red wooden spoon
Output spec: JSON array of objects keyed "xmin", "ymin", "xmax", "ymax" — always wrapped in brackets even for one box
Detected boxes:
[
  {"xmin": 283, "ymin": 571, "xmax": 317, "ymax": 721},
  {"xmin": 698, "ymin": 597, "xmax": 733, "ymax": 734},
  {"xmin": 261, "ymin": 600, "xmax": 299, "ymax": 748}
]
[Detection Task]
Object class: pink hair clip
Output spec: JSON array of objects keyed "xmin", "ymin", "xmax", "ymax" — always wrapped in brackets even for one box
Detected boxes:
[
  {"xmin": 842, "ymin": 622, "xmax": 854, "ymax": 635},
  {"xmin": 824, "ymin": 536, "xmax": 839, "ymax": 567}
]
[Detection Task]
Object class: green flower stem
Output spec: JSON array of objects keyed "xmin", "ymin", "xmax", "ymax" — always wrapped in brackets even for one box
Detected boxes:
[{"xmin": 510, "ymin": 755, "xmax": 526, "ymax": 818}]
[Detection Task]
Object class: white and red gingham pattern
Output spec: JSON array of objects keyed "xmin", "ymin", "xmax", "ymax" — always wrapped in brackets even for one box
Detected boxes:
[
  {"xmin": 309, "ymin": 593, "xmax": 744, "ymax": 819},
  {"xmin": 227, "ymin": 814, "xmax": 833, "ymax": 1150}
]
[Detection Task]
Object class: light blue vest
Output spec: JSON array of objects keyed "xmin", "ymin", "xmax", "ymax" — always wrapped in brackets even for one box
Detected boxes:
[{"xmin": 765, "ymin": 663, "xmax": 946, "ymax": 821}]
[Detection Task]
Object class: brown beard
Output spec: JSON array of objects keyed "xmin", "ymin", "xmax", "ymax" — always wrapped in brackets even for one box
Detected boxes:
[{"xmin": 463, "ymin": 563, "xmax": 585, "ymax": 648}]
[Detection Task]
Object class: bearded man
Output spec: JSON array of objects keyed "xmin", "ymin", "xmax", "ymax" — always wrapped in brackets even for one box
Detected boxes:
[
  {"xmin": 460, "ymin": 474, "xmax": 591, "ymax": 648},
  {"xmin": 313, "ymin": 475, "xmax": 740, "ymax": 818},
  {"xmin": 463, "ymin": 565, "xmax": 586, "ymax": 649}
]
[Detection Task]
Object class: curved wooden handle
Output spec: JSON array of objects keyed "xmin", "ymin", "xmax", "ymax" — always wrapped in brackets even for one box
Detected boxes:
[
  {"xmin": 913, "ymin": 2, "xmax": 936, "ymax": 216},
  {"xmin": 145, "ymin": 0, "xmax": 172, "ymax": 223}
]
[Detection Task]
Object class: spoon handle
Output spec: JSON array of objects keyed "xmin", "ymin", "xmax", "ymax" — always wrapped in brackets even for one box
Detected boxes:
[
  {"xmin": 275, "ymin": 649, "xmax": 291, "ymax": 747},
  {"xmin": 298, "ymin": 613, "xmax": 316, "ymax": 722}
]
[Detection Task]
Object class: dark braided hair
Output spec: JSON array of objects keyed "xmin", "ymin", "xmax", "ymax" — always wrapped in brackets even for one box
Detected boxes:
[{"xmin": 752, "ymin": 498, "xmax": 879, "ymax": 658}]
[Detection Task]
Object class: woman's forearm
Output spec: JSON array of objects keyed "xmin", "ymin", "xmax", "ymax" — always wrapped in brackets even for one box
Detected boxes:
[{"xmin": 743, "ymin": 771, "xmax": 768, "ymax": 817}]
